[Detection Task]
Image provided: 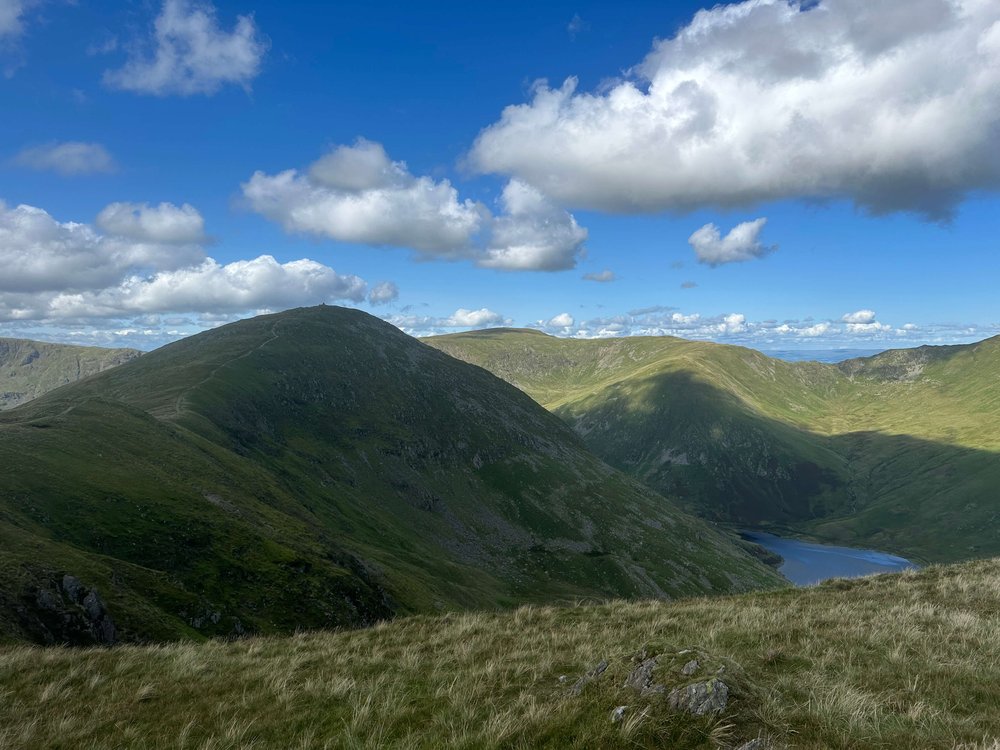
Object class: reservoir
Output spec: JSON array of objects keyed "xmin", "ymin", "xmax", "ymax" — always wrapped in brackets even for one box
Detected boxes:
[{"xmin": 741, "ymin": 530, "xmax": 918, "ymax": 586}]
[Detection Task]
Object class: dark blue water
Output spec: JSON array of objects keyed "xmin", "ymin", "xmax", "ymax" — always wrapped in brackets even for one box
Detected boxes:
[{"xmin": 742, "ymin": 531, "xmax": 918, "ymax": 586}]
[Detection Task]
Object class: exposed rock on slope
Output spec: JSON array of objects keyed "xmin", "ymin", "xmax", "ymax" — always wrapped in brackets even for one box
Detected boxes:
[{"xmin": 0, "ymin": 338, "xmax": 141, "ymax": 410}]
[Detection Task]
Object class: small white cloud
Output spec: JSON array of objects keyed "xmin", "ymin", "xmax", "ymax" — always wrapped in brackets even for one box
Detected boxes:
[
  {"xmin": 96, "ymin": 202, "xmax": 206, "ymax": 244},
  {"xmin": 104, "ymin": 0, "xmax": 268, "ymax": 96},
  {"xmin": 846, "ymin": 321, "xmax": 892, "ymax": 334},
  {"xmin": 382, "ymin": 307, "xmax": 509, "ymax": 336},
  {"xmin": 367, "ymin": 281, "xmax": 399, "ymax": 306},
  {"xmin": 800, "ymin": 322, "xmax": 832, "ymax": 337},
  {"xmin": 842, "ymin": 309, "xmax": 877, "ymax": 324},
  {"xmin": 546, "ymin": 312, "xmax": 574, "ymax": 328},
  {"xmin": 718, "ymin": 313, "xmax": 747, "ymax": 333},
  {"xmin": 689, "ymin": 218, "xmax": 775, "ymax": 267},
  {"xmin": 446, "ymin": 308, "xmax": 505, "ymax": 327},
  {"xmin": 583, "ymin": 269, "xmax": 616, "ymax": 283},
  {"xmin": 567, "ymin": 13, "xmax": 588, "ymax": 39},
  {"xmin": 13, "ymin": 142, "xmax": 116, "ymax": 175},
  {"xmin": 680, "ymin": 280, "xmax": 697, "ymax": 289},
  {"xmin": 671, "ymin": 312, "xmax": 700, "ymax": 325}
]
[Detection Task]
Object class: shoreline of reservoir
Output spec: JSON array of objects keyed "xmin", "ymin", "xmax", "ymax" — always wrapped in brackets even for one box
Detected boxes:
[{"xmin": 741, "ymin": 530, "xmax": 918, "ymax": 586}]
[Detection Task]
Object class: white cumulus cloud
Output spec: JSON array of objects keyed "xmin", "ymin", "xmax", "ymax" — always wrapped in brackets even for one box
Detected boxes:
[
  {"xmin": 0, "ymin": 201, "xmax": 204, "ymax": 294},
  {"xmin": 13, "ymin": 142, "xmax": 116, "ymax": 175},
  {"xmin": 545, "ymin": 312, "xmax": 574, "ymax": 328},
  {"xmin": 96, "ymin": 202, "xmax": 206, "ymax": 244},
  {"xmin": 471, "ymin": 0, "xmax": 1000, "ymax": 219},
  {"xmin": 0, "ymin": 200, "xmax": 369, "ymax": 330},
  {"xmin": 244, "ymin": 140, "xmax": 586, "ymax": 271},
  {"xmin": 480, "ymin": 180, "xmax": 587, "ymax": 271},
  {"xmin": 446, "ymin": 308, "xmax": 506, "ymax": 327},
  {"xmin": 367, "ymin": 281, "xmax": 399, "ymax": 306},
  {"xmin": 800, "ymin": 322, "xmax": 832, "ymax": 337},
  {"xmin": 243, "ymin": 139, "xmax": 486, "ymax": 256},
  {"xmin": 689, "ymin": 218, "xmax": 775, "ymax": 266},
  {"xmin": 54, "ymin": 256, "xmax": 367, "ymax": 317},
  {"xmin": 842, "ymin": 309, "xmax": 877, "ymax": 324},
  {"xmin": 104, "ymin": 0, "xmax": 268, "ymax": 96},
  {"xmin": 384, "ymin": 307, "xmax": 509, "ymax": 336},
  {"xmin": 583, "ymin": 269, "xmax": 616, "ymax": 283},
  {"xmin": 846, "ymin": 321, "xmax": 892, "ymax": 334}
]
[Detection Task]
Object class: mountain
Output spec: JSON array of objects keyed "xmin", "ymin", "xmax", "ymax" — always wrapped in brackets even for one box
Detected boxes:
[
  {"xmin": 426, "ymin": 330, "xmax": 1000, "ymax": 562},
  {"xmin": 0, "ymin": 338, "xmax": 141, "ymax": 410},
  {"xmin": 3, "ymin": 558, "xmax": 997, "ymax": 748},
  {"xmin": 0, "ymin": 306, "xmax": 781, "ymax": 645}
]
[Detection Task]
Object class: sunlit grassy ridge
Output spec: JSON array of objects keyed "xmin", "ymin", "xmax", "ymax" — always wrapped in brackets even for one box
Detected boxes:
[
  {"xmin": 426, "ymin": 331, "xmax": 1000, "ymax": 562},
  {"xmin": 0, "ymin": 337, "xmax": 140, "ymax": 411},
  {"xmin": 2, "ymin": 559, "xmax": 998, "ymax": 749},
  {"xmin": 0, "ymin": 307, "xmax": 781, "ymax": 645}
]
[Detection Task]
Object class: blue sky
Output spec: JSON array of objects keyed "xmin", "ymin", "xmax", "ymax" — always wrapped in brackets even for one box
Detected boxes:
[{"xmin": 1, "ymin": 0, "xmax": 998, "ymax": 351}]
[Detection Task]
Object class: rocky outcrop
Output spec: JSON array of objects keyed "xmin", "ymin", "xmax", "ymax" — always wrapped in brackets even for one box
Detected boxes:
[
  {"xmin": 570, "ymin": 660, "xmax": 608, "ymax": 696},
  {"xmin": 19, "ymin": 574, "xmax": 117, "ymax": 646},
  {"xmin": 624, "ymin": 656, "xmax": 665, "ymax": 696},
  {"xmin": 667, "ymin": 677, "xmax": 729, "ymax": 715}
]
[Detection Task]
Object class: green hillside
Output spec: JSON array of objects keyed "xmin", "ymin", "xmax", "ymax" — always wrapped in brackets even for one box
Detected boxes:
[
  {"xmin": 3, "ymin": 558, "xmax": 998, "ymax": 749},
  {"xmin": 0, "ymin": 338, "xmax": 141, "ymax": 410},
  {"xmin": 0, "ymin": 306, "xmax": 781, "ymax": 646},
  {"xmin": 426, "ymin": 331, "xmax": 1000, "ymax": 562}
]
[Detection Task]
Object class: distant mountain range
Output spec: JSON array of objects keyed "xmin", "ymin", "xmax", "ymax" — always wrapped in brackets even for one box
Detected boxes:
[
  {"xmin": 427, "ymin": 329, "xmax": 1000, "ymax": 563},
  {"xmin": 0, "ymin": 338, "xmax": 141, "ymax": 410},
  {"xmin": 0, "ymin": 307, "xmax": 780, "ymax": 645},
  {"xmin": 761, "ymin": 348, "xmax": 886, "ymax": 363}
]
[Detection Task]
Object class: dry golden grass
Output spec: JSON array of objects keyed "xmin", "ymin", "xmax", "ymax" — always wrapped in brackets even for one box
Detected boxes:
[{"xmin": 2, "ymin": 559, "xmax": 999, "ymax": 749}]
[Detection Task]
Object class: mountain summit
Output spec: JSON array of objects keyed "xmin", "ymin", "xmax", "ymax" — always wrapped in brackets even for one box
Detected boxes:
[{"xmin": 0, "ymin": 306, "xmax": 779, "ymax": 645}]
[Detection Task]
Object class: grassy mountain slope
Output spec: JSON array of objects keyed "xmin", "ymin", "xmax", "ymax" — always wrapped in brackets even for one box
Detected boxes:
[
  {"xmin": 0, "ymin": 338, "xmax": 140, "ymax": 410},
  {"xmin": 3, "ymin": 558, "xmax": 998, "ymax": 749},
  {"xmin": 0, "ymin": 307, "xmax": 781, "ymax": 645},
  {"xmin": 426, "ymin": 331, "xmax": 1000, "ymax": 562}
]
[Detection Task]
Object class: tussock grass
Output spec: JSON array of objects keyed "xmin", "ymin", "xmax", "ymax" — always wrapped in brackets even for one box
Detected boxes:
[{"xmin": 2, "ymin": 559, "xmax": 999, "ymax": 748}]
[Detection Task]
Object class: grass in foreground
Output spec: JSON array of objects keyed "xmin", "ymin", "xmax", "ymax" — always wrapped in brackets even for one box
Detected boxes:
[{"xmin": 2, "ymin": 559, "xmax": 999, "ymax": 749}]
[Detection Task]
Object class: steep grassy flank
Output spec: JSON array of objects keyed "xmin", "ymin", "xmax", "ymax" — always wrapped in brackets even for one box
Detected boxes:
[
  {"xmin": 0, "ymin": 307, "xmax": 781, "ymax": 645},
  {"xmin": 0, "ymin": 338, "xmax": 140, "ymax": 410},
  {"xmin": 2, "ymin": 559, "xmax": 998, "ymax": 749},
  {"xmin": 426, "ymin": 331, "xmax": 1000, "ymax": 562}
]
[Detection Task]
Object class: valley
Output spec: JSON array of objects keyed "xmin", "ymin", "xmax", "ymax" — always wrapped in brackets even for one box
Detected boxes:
[
  {"xmin": 1, "ymin": 309, "xmax": 997, "ymax": 749},
  {"xmin": 4, "ymin": 1, "xmax": 999, "ymax": 746},
  {"xmin": 427, "ymin": 330, "xmax": 1000, "ymax": 563}
]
